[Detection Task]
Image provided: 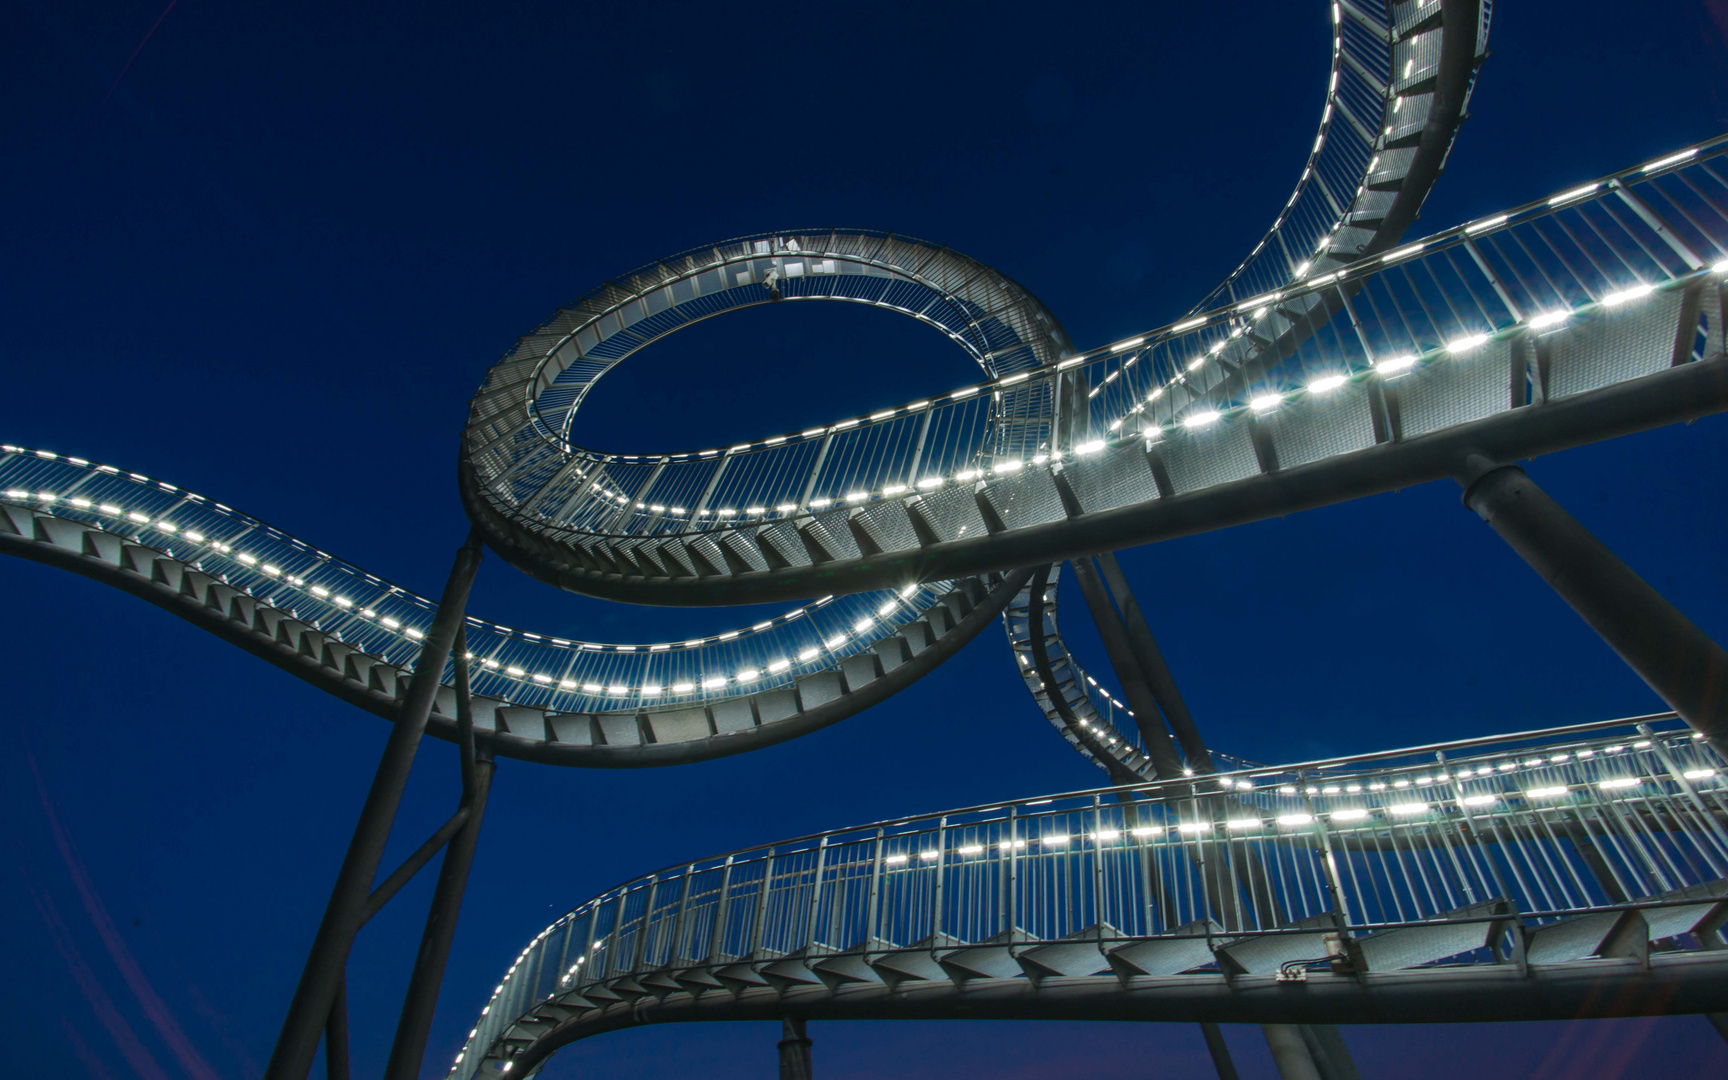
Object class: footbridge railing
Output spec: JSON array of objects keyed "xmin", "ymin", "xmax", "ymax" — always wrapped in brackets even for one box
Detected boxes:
[{"xmin": 453, "ymin": 713, "xmax": 1728, "ymax": 1078}]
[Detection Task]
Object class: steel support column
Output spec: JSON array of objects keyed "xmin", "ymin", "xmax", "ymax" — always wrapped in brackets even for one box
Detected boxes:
[
  {"xmin": 778, "ymin": 1017, "xmax": 813, "ymax": 1080},
  {"xmin": 1068, "ymin": 556, "xmax": 1185, "ymax": 777},
  {"xmin": 264, "ymin": 533, "xmax": 484, "ymax": 1080},
  {"xmin": 1263, "ymin": 1025, "xmax": 1323, "ymax": 1080},
  {"xmin": 383, "ymin": 755, "xmax": 495, "ymax": 1080},
  {"xmin": 1200, "ymin": 1022, "xmax": 1242, "ymax": 1080},
  {"xmin": 1460, "ymin": 459, "xmax": 1728, "ymax": 755},
  {"xmin": 1095, "ymin": 550, "xmax": 1215, "ymax": 770}
]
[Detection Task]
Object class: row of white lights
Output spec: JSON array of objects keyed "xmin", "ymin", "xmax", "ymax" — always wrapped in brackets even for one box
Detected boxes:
[
  {"xmin": 3, "ymin": 484, "xmax": 917, "ymax": 698},
  {"xmin": 561, "ymin": 144, "xmax": 1720, "ymax": 496},
  {"xmin": 581, "ymin": 256, "xmax": 1728, "ymax": 536},
  {"xmin": 1, "ymin": 446, "xmax": 853, "ymax": 654}
]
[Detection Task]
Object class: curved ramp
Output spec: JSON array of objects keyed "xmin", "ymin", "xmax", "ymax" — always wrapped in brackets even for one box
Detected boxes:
[{"xmin": 0, "ymin": 449, "xmax": 1027, "ymax": 767}]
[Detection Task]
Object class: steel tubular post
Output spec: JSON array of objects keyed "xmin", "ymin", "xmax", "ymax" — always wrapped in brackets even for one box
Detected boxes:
[
  {"xmin": 864, "ymin": 829, "xmax": 885, "ymax": 949},
  {"xmin": 324, "ymin": 978, "xmax": 350, "ymax": 1080},
  {"xmin": 1095, "ymin": 550, "xmax": 1215, "ymax": 770},
  {"xmin": 383, "ymin": 746, "xmax": 494, "ymax": 1080},
  {"xmin": 931, "ymin": 817, "xmax": 948, "ymax": 940},
  {"xmin": 264, "ymin": 532, "xmax": 482, "ymax": 1080},
  {"xmin": 777, "ymin": 1017, "xmax": 813, "ymax": 1080},
  {"xmin": 805, "ymin": 838, "xmax": 828, "ymax": 951},
  {"xmin": 1461, "ymin": 460, "xmax": 1728, "ymax": 755},
  {"xmin": 1200, "ymin": 1022, "xmax": 1242, "ymax": 1080},
  {"xmin": 1068, "ymin": 557, "xmax": 1185, "ymax": 777}
]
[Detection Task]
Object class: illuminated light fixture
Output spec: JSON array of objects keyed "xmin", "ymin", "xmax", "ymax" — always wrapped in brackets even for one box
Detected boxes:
[
  {"xmin": 559, "ymin": 679, "xmax": 578, "ymax": 690},
  {"xmin": 885, "ymin": 854, "xmax": 909, "ymax": 865},
  {"xmin": 802, "ymin": 428, "xmax": 825, "ymax": 438},
  {"xmin": 955, "ymin": 469, "xmax": 979, "ymax": 481},
  {"xmin": 878, "ymin": 601, "xmax": 897, "ymax": 617},
  {"xmin": 128, "ymin": 510, "xmax": 151, "ymax": 523},
  {"xmin": 1111, "ymin": 336, "xmax": 1146, "ymax": 353},
  {"xmin": 1141, "ymin": 424, "xmax": 1163, "ymax": 440},
  {"xmin": 334, "ymin": 596, "xmax": 352, "ymax": 608},
  {"xmin": 1714, "ymin": 260, "xmax": 1728, "ymax": 274},
  {"xmin": 1525, "ymin": 785, "xmax": 1568, "ymax": 798},
  {"xmin": 1250, "ymin": 393, "xmax": 1283, "ymax": 412},
  {"xmin": 1041, "ymin": 834, "xmax": 1070, "ymax": 846},
  {"xmin": 1602, "ymin": 283, "xmax": 1654, "ymax": 306},
  {"xmin": 606, "ymin": 684, "xmax": 628, "ymax": 695},
  {"xmin": 957, "ymin": 844, "xmax": 985, "ymax": 855},
  {"xmin": 1176, "ymin": 821, "xmax": 1210, "ymax": 834},
  {"xmin": 311, "ymin": 586, "xmax": 330, "ymax": 598},
  {"xmin": 736, "ymin": 669, "xmax": 760, "ymax": 681},
  {"xmin": 1465, "ymin": 215, "xmax": 1508, "ymax": 234},
  {"xmin": 1393, "ymin": 779, "xmax": 1410, "ymax": 789},
  {"xmin": 1598, "ymin": 777, "xmax": 1640, "ymax": 790},
  {"xmin": 1225, "ymin": 818, "xmax": 1261, "ymax": 830},
  {"xmin": 917, "ymin": 477, "xmax": 943, "ymax": 489},
  {"xmin": 1415, "ymin": 776, "xmax": 1433, "ymax": 786},
  {"xmin": 951, "ymin": 386, "xmax": 979, "ymax": 398},
  {"xmin": 854, "ymin": 618, "xmax": 874, "ymax": 633},
  {"xmin": 1308, "ymin": 373, "xmax": 1347, "ymax": 393},
  {"xmin": 797, "ymin": 648, "xmax": 818, "ymax": 661},
  {"xmin": 531, "ymin": 674, "xmax": 552, "ymax": 685},
  {"xmin": 1183, "ymin": 410, "xmax": 1221, "ymax": 429},
  {"xmin": 1528, "ymin": 310, "xmax": 1569, "ymax": 329},
  {"xmin": 845, "ymin": 491, "xmax": 868, "ymax": 503},
  {"xmin": 993, "ymin": 459, "xmax": 1023, "ymax": 474},
  {"xmin": 1108, "ymin": 418, "xmax": 1124, "ymax": 431},
  {"xmin": 1130, "ymin": 825, "xmax": 1162, "ymax": 837},
  {"xmin": 1642, "ymin": 147, "xmax": 1697, "ymax": 171},
  {"xmin": 1549, "ymin": 182, "xmax": 1599, "ymax": 206},
  {"xmin": 1387, "ymin": 802, "xmax": 1428, "ymax": 816},
  {"xmin": 776, "ymin": 503, "xmax": 796, "ymax": 512},
  {"xmin": 1075, "ymin": 440, "xmax": 1106, "ymax": 455},
  {"xmin": 1094, "ymin": 829, "xmax": 1120, "ymax": 842},
  {"xmin": 1497, "ymin": 762, "xmax": 1517, "ymax": 772},
  {"xmin": 1276, "ymin": 813, "xmax": 1314, "ymax": 827},
  {"xmin": 1278, "ymin": 785, "xmax": 1298, "ymax": 796},
  {"xmin": 1001, "ymin": 372, "xmax": 1030, "ymax": 386},
  {"xmin": 914, "ymin": 850, "xmax": 939, "ymax": 861},
  {"xmin": 1381, "ymin": 242, "xmax": 1425, "ymax": 263},
  {"xmin": 1172, "ymin": 316, "xmax": 1207, "ymax": 332},
  {"xmin": 1461, "ymin": 794, "xmax": 1497, "ymax": 807},
  {"xmin": 1331, "ymin": 808, "xmax": 1370, "ymax": 822},
  {"xmin": 869, "ymin": 410, "xmax": 896, "ymax": 421},
  {"xmin": 882, "ymin": 484, "xmax": 907, "ymax": 496},
  {"xmin": 999, "ymin": 838, "xmax": 1028, "ymax": 850},
  {"xmin": 1447, "ymin": 333, "xmax": 1490, "ymax": 353},
  {"xmin": 99, "ymin": 502, "xmax": 122, "ymax": 514},
  {"xmin": 1684, "ymin": 768, "xmax": 1717, "ymax": 780},
  {"xmin": 824, "ymin": 635, "xmax": 846, "ymax": 649},
  {"xmin": 717, "ymin": 508, "xmax": 736, "ymax": 516},
  {"xmin": 701, "ymin": 676, "xmax": 727, "ymax": 689},
  {"xmin": 1294, "ymin": 260, "xmax": 1311, "ymax": 277},
  {"xmin": 1321, "ymin": 785, "xmax": 1340, "ymax": 795},
  {"xmin": 809, "ymin": 497, "xmax": 831, "ymax": 508},
  {"xmin": 263, "ymin": 565, "xmax": 282, "ymax": 577},
  {"xmin": 767, "ymin": 659, "xmax": 791, "ymax": 673},
  {"xmin": 830, "ymin": 420, "xmax": 859, "ymax": 431}
]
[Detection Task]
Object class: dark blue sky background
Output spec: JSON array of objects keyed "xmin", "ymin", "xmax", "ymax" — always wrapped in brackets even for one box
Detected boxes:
[{"xmin": 6, "ymin": 1, "xmax": 1728, "ymax": 1077}]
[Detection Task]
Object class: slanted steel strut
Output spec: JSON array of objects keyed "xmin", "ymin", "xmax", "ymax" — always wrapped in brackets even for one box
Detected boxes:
[
  {"xmin": 1460, "ymin": 457, "xmax": 1728, "ymax": 757},
  {"xmin": 265, "ymin": 533, "xmax": 485, "ymax": 1080}
]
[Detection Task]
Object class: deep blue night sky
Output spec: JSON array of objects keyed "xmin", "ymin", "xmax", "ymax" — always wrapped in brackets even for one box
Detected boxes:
[{"xmin": 7, "ymin": 1, "xmax": 1728, "ymax": 1077}]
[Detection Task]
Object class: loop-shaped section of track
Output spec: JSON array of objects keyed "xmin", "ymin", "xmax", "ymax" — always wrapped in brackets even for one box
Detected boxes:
[{"xmin": 468, "ymin": 134, "xmax": 1728, "ymax": 611}]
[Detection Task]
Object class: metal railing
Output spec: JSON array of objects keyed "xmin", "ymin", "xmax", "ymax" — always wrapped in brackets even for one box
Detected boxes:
[
  {"xmin": 0, "ymin": 447, "xmax": 970, "ymax": 712},
  {"xmin": 452, "ymin": 713, "xmax": 1728, "ymax": 1078}
]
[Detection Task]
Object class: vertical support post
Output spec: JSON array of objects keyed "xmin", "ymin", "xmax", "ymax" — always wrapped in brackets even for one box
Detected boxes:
[
  {"xmin": 1200, "ymin": 1022, "xmax": 1241, "ymax": 1080},
  {"xmin": 265, "ymin": 533, "xmax": 483, "ymax": 1080},
  {"xmin": 384, "ymin": 617, "xmax": 497, "ymax": 1080},
  {"xmin": 323, "ymin": 978, "xmax": 350, "ymax": 1080},
  {"xmin": 1459, "ymin": 458, "xmax": 1728, "ymax": 755},
  {"xmin": 1068, "ymin": 557, "xmax": 1185, "ymax": 777},
  {"xmin": 1095, "ymin": 551, "xmax": 1215, "ymax": 770},
  {"xmin": 777, "ymin": 1017, "xmax": 813, "ymax": 1080},
  {"xmin": 1262, "ymin": 1025, "xmax": 1322, "ymax": 1080}
]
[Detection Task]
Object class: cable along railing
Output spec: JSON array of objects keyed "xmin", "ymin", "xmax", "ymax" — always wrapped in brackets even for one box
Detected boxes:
[
  {"xmin": 464, "ymin": 138, "xmax": 1728, "ymax": 583},
  {"xmin": 454, "ymin": 714, "xmax": 1728, "ymax": 1079},
  {"xmin": 0, "ymin": 448, "xmax": 969, "ymax": 712}
]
